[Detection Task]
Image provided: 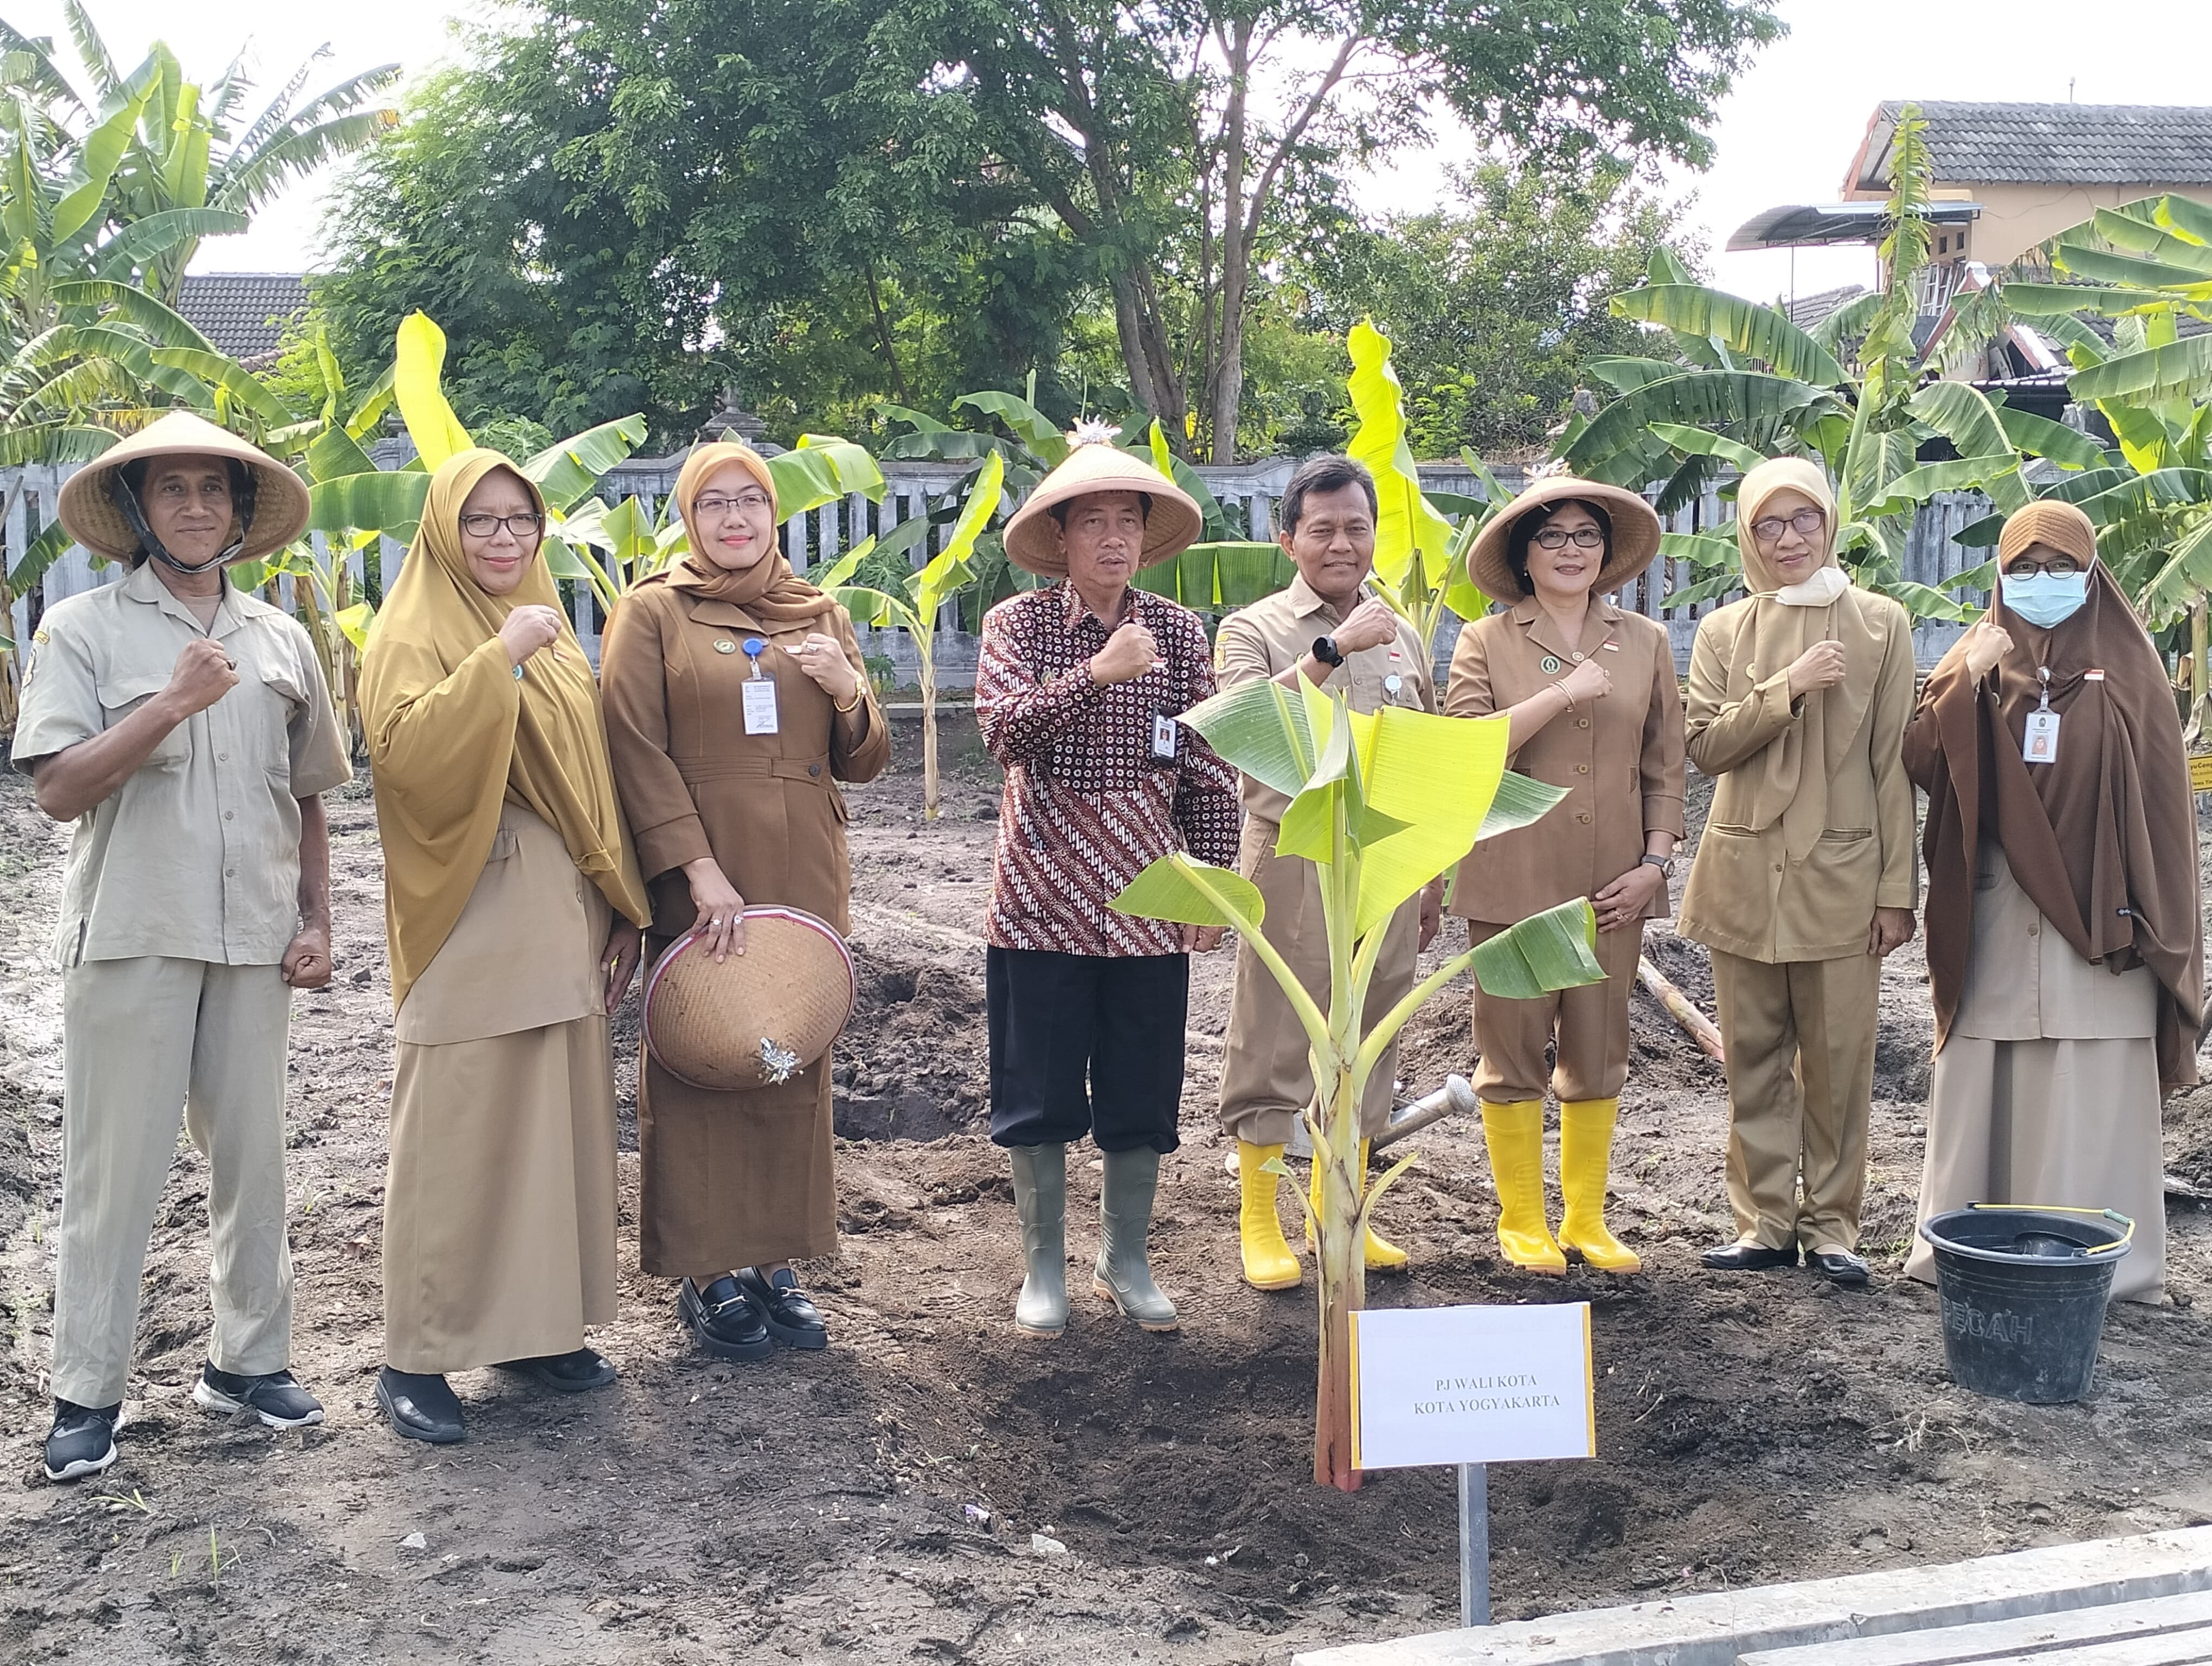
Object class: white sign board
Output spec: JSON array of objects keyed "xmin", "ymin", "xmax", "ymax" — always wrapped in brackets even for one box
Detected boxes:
[{"xmin": 1351, "ymin": 1302, "xmax": 1594, "ymax": 1471}]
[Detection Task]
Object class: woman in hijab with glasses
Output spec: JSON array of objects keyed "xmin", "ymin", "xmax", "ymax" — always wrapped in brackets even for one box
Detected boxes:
[
  {"xmin": 1903, "ymin": 499, "xmax": 2201, "ymax": 1302},
  {"xmin": 359, "ymin": 450, "xmax": 651, "ymax": 1445},
  {"xmin": 600, "ymin": 443, "xmax": 888, "ymax": 1364}
]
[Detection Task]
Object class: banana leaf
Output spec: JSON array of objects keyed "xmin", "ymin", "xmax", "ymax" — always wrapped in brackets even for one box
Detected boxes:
[
  {"xmin": 393, "ymin": 311, "xmax": 471, "ymax": 470},
  {"xmin": 1610, "ymin": 284, "xmax": 1846, "ymax": 387},
  {"xmin": 523, "ymin": 415, "xmax": 650, "ymax": 514},
  {"xmin": 1468, "ymin": 899, "xmax": 1604, "ymax": 1001}
]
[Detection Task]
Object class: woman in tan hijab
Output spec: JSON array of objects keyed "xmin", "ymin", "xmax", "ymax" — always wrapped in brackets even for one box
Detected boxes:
[
  {"xmin": 359, "ymin": 450, "xmax": 650, "ymax": 1445},
  {"xmin": 1904, "ymin": 499, "xmax": 2201, "ymax": 1303},
  {"xmin": 1677, "ymin": 457, "xmax": 1918, "ymax": 1286},
  {"xmin": 600, "ymin": 443, "xmax": 888, "ymax": 1362}
]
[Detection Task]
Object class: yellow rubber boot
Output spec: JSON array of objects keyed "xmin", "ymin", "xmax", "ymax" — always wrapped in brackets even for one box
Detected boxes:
[
  {"xmin": 1559, "ymin": 1098, "xmax": 1641, "ymax": 1273},
  {"xmin": 1236, "ymin": 1142, "xmax": 1303, "ymax": 1291},
  {"xmin": 1306, "ymin": 1139, "xmax": 1411, "ymax": 1273},
  {"xmin": 1480, "ymin": 1100, "xmax": 1567, "ymax": 1275}
]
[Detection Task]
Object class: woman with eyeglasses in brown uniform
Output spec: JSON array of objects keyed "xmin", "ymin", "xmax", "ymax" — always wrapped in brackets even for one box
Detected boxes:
[{"xmin": 1445, "ymin": 475, "xmax": 1683, "ymax": 1276}]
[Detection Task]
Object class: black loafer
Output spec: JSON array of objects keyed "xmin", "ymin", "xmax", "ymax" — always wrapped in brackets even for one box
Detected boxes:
[
  {"xmin": 376, "ymin": 1367, "xmax": 466, "ymax": 1444},
  {"xmin": 679, "ymin": 1276, "xmax": 773, "ymax": 1363},
  {"xmin": 1701, "ymin": 1241, "xmax": 1801, "ymax": 1272},
  {"xmin": 493, "ymin": 1348, "xmax": 618, "ymax": 1394},
  {"xmin": 194, "ymin": 1363, "xmax": 325, "ymax": 1429},
  {"xmin": 43, "ymin": 1400, "xmax": 120, "ymax": 1482},
  {"xmin": 1808, "ymin": 1248, "xmax": 1871, "ymax": 1286},
  {"xmin": 735, "ymin": 1266, "xmax": 829, "ymax": 1350}
]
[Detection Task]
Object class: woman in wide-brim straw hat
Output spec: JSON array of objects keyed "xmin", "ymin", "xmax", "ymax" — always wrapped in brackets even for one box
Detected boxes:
[
  {"xmin": 1902, "ymin": 498, "xmax": 2201, "ymax": 1303},
  {"xmin": 1444, "ymin": 473, "xmax": 1683, "ymax": 1277},
  {"xmin": 599, "ymin": 440, "xmax": 889, "ymax": 1364},
  {"xmin": 15, "ymin": 411, "xmax": 350, "ymax": 1482},
  {"xmin": 358, "ymin": 447, "xmax": 651, "ymax": 1446},
  {"xmin": 974, "ymin": 425, "xmax": 1240, "ymax": 1338}
]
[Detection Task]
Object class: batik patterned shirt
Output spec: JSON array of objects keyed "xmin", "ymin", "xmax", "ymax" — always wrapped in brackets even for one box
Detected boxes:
[{"xmin": 976, "ymin": 582, "xmax": 1241, "ymax": 956}]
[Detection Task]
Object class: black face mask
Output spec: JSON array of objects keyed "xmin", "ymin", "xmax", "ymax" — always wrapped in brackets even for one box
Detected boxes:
[{"xmin": 112, "ymin": 460, "xmax": 259, "ymax": 575}]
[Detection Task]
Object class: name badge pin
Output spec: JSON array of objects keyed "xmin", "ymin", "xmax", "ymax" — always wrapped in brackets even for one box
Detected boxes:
[
  {"xmin": 1540, "ymin": 654, "xmax": 1562, "ymax": 675},
  {"xmin": 713, "ymin": 639, "xmax": 737, "ymax": 655}
]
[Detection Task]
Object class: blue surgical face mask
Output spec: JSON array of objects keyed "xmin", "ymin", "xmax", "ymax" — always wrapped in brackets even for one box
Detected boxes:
[{"xmin": 1999, "ymin": 570, "xmax": 2088, "ymax": 629}]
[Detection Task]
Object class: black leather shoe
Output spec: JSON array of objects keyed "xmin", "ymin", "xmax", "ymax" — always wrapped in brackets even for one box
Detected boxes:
[
  {"xmin": 735, "ymin": 1266, "xmax": 829, "ymax": 1350},
  {"xmin": 494, "ymin": 1348, "xmax": 618, "ymax": 1393},
  {"xmin": 376, "ymin": 1367, "xmax": 466, "ymax": 1444},
  {"xmin": 1808, "ymin": 1248, "xmax": 1871, "ymax": 1286},
  {"xmin": 679, "ymin": 1276, "xmax": 772, "ymax": 1362},
  {"xmin": 1701, "ymin": 1241, "xmax": 1801, "ymax": 1272},
  {"xmin": 194, "ymin": 1363, "xmax": 325, "ymax": 1429},
  {"xmin": 43, "ymin": 1400, "xmax": 120, "ymax": 1482}
]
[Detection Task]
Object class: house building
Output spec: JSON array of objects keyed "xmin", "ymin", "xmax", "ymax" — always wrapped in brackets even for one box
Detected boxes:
[{"xmin": 175, "ymin": 272, "xmax": 310, "ymax": 366}]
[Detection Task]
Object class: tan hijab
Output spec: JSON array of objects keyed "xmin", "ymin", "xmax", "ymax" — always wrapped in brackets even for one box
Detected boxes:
[
  {"xmin": 360, "ymin": 449, "xmax": 649, "ymax": 1013},
  {"xmin": 1724, "ymin": 457, "xmax": 1883, "ymax": 861},
  {"xmin": 668, "ymin": 441, "xmax": 838, "ymax": 624}
]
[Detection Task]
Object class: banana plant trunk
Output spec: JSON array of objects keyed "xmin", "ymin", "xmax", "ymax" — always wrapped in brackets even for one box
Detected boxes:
[
  {"xmin": 919, "ymin": 649, "xmax": 941, "ymax": 821},
  {"xmin": 1311, "ymin": 1056, "xmax": 1366, "ymax": 1491},
  {"xmin": 2190, "ymin": 594, "xmax": 2210, "ymax": 745},
  {"xmin": 0, "ymin": 575, "xmax": 17, "ymax": 738}
]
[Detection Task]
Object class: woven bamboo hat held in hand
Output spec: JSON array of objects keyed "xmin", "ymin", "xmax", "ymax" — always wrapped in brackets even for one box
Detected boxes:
[
  {"xmin": 57, "ymin": 410, "xmax": 311, "ymax": 566},
  {"xmin": 1000, "ymin": 424, "xmax": 1205, "ymax": 577},
  {"xmin": 643, "ymin": 906, "xmax": 858, "ymax": 1093},
  {"xmin": 1467, "ymin": 473, "xmax": 1663, "ymax": 603}
]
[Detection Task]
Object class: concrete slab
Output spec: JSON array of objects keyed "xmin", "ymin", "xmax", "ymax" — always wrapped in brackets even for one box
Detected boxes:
[
  {"xmin": 1741, "ymin": 1590, "xmax": 2212, "ymax": 1666},
  {"xmin": 1959, "ymin": 1636, "xmax": 2212, "ymax": 1666},
  {"xmin": 1292, "ymin": 1527, "xmax": 2212, "ymax": 1666}
]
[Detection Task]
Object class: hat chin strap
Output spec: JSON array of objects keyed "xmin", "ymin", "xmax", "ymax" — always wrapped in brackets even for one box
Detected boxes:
[{"xmin": 111, "ymin": 476, "xmax": 246, "ymax": 575}]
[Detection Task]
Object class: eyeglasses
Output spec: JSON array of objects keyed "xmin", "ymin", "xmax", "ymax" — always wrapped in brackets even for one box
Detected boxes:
[
  {"xmin": 693, "ymin": 491, "xmax": 774, "ymax": 518},
  {"xmin": 1752, "ymin": 508, "xmax": 1827, "ymax": 544},
  {"xmin": 1533, "ymin": 527, "xmax": 1605, "ymax": 550},
  {"xmin": 458, "ymin": 512, "xmax": 546, "ymax": 539},
  {"xmin": 2004, "ymin": 556, "xmax": 2080, "ymax": 577}
]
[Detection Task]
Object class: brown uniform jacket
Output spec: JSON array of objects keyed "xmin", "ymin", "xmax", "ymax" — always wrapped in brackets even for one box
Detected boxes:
[
  {"xmin": 1676, "ymin": 587, "xmax": 1918, "ymax": 963},
  {"xmin": 597, "ymin": 574, "xmax": 890, "ymax": 933},
  {"xmin": 1444, "ymin": 598, "xmax": 1686, "ymax": 926}
]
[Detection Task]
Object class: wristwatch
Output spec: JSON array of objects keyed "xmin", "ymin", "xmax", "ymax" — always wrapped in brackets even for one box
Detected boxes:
[
  {"xmin": 1639, "ymin": 853, "xmax": 1675, "ymax": 876},
  {"xmin": 1311, "ymin": 635, "xmax": 1345, "ymax": 668}
]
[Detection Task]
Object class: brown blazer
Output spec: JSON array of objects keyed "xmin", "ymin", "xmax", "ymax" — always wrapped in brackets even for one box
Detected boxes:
[
  {"xmin": 1445, "ymin": 597, "xmax": 1686, "ymax": 926},
  {"xmin": 597, "ymin": 574, "xmax": 890, "ymax": 933}
]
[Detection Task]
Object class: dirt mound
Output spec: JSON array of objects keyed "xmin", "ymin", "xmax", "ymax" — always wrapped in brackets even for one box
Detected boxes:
[{"xmin": 833, "ymin": 941, "xmax": 991, "ymax": 1142}]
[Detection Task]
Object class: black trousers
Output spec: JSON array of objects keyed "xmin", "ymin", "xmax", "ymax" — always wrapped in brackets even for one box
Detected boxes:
[{"xmin": 986, "ymin": 947, "xmax": 1189, "ymax": 1154}]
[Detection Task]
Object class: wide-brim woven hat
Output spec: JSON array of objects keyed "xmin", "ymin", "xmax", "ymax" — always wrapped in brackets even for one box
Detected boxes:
[
  {"xmin": 1002, "ymin": 434, "xmax": 1204, "ymax": 578},
  {"xmin": 643, "ymin": 906, "xmax": 857, "ymax": 1093},
  {"xmin": 1469, "ymin": 475, "xmax": 1663, "ymax": 603},
  {"xmin": 59, "ymin": 410, "xmax": 311, "ymax": 564}
]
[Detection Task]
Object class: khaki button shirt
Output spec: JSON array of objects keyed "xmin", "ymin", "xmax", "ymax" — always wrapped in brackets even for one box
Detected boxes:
[
  {"xmin": 1443, "ymin": 597, "xmax": 1686, "ymax": 925},
  {"xmin": 11, "ymin": 562, "xmax": 352, "ymax": 969},
  {"xmin": 1214, "ymin": 574, "xmax": 1436, "ymax": 823}
]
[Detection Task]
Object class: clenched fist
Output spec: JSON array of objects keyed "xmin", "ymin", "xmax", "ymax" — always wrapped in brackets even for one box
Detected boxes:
[
  {"xmin": 1330, "ymin": 597, "xmax": 1400, "ymax": 655},
  {"xmin": 164, "ymin": 638, "xmax": 240, "ymax": 719},
  {"xmin": 1960, "ymin": 618, "xmax": 2014, "ymax": 681},
  {"xmin": 1559, "ymin": 656, "xmax": 1612, "ymax": 706},
  {"xmin": 1089, "ymin": 619, "xmax": 1161, "ymax": 685},
  {"xmin": 1786, "ymin": 639, "xmax": 1848, "ymax": 697}
]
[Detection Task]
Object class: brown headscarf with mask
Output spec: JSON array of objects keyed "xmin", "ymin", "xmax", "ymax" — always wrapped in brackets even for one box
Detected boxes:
[
  {"xmin": 1718, "ymin": 457, "xmax": 1886, "ymax": 863},
  {"xmin": 668, "ymin": 441, "xmax": 839, "ymax": 624},
  {"xmin": 1906, "ymin": 498, "xmax": 2202, "ymax": 1090},
  {"xmin": 359, "ymin": 448, "xmax": 650, "ymax": 1014}
]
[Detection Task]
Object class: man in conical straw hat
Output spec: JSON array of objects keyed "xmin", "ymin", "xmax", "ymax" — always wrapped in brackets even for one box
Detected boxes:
[
  {"xmin": 976, "ymin": 422, "xmax": 1242, "ymax": 1338},
  {"xmin": 11, "ymin": 412, "xmax": 350, "ymax": 1481}
]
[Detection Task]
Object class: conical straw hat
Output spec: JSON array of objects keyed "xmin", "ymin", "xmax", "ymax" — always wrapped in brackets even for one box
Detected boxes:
[
  {"xmin": 1002, "ymin": 433, "xmax": 1204, "ymax": 577},
  {"xmin": 1468, "ymin": 475, "xmax": 1662, "ymax": 602},
  {"xmin": 58, "ymin": 411, "xmax": 311, "ymax": 564},
  {"xmin": 643, "ymin": 906, "xmax": 857, "ymax": 1093}
]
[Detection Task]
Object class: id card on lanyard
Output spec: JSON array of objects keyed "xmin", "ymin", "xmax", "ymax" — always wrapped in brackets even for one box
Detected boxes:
[
  {"xmin": 2022, "ymin": 667, "xmax": 2057, "ymax": 765},
  {"xmin": 741, "ymin": 638, "xmax": 780, "ymax": 735}
]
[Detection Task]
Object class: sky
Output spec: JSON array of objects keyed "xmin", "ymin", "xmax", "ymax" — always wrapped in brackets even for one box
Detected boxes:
[{"xmin": 16, "ymin": 0, "xmax": 2212, "ymax": 306}]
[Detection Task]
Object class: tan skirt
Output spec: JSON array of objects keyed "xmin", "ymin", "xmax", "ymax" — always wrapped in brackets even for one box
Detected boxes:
[
  {"xmin": 1905, "ymin": 1034, "xmax": 2165, "ymax": 1304},
  {"xmin": 383, "ymin": 1016, "xmax": 620, "ymax": 1370}
]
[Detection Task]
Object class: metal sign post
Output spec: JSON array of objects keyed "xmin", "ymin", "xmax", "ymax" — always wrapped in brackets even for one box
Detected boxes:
[{"xmin": 1458, "ymin": 1462, "xmax": 1490, "ymax": 1627}]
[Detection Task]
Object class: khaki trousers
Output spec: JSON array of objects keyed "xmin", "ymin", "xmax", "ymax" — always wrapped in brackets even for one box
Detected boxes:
[
  {"xmin": 1468, "ymin": 919, "xmax": 1644, "ymax": 1104},
  {"xmin": 1711, "ymin": 949, "xmax": 1882, "ymax": 1253},
  {"xmin": 1218, "ymin": 820, "xmax": 1419, "ymax": 1145},
  {"xmin": 54, "ymin": 956, "xmax": 294, "ymax": 1408}
]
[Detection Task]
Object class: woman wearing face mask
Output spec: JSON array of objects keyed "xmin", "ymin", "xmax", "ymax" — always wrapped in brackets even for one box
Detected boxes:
[
  {"xmin": 599, "ymin": 443, "xmax": 888, "ymax": 1362},
  {"xmin": 1902, "ymin": 499, "xmax": 2201, "ymax": 1302},
  {"xmin": 360, "ymin": 451, "xmax": 651, "ymax": 1444}
]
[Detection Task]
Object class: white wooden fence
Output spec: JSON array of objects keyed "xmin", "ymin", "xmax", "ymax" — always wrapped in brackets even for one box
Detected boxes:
[{"xmin": 4, "ymin": 448, "xmax": 1992, "ymax": 684}]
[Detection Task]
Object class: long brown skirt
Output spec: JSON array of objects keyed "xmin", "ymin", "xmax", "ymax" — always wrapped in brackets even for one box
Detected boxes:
[
  {"xmin": 384, "ymin": 1016, "xmax": 620, "ymax": 1370},
  {"xmin": 638, "ymin": 928, "xmax": 837, "ymax": 1276}
]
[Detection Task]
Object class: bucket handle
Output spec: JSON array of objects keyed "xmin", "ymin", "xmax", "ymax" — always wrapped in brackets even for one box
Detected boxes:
[{"xmin": 1969, "ymin": 1202, "xmax": 2135, "ymax": 1255}]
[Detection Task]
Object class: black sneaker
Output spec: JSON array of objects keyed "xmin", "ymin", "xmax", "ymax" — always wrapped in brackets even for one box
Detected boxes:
[
  {"xmin": 375, "ymin": 1367, "xmax": 466, "ymax": 1445},
  {"xmin": 679, "ymin": 1276, "xmax": 773, "ymax": 1363},
  {"xmin": 43, "ymin": 1400, "xmax": 120, "ymax": 1482},
  {"xmin": 192, "ymin": 1363, "xmax": 325, "ymax": 1430},
  {"xmin": 493, "ymin": 1348, "xmax": 618, "ymax": 1394},
  {"xmin": 734, "ymin": 1266, "xmax": 829, "ymax": 1350}
]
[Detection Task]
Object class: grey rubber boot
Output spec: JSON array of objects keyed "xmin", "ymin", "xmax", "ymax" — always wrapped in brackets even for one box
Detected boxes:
[
  {"xmin": 1092, "ymin": 1147, "xmax": 1179, "ymax": 1332},
  {"xmin": 1007, "ymin": 1144, "xmax": 1068, "ymax": 1336}
]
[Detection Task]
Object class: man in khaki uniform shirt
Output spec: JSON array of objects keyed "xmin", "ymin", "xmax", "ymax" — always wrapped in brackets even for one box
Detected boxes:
[
  {"xmin": 11, "ymin": 415, "xmax": 350, "ymax": 1481},
  {"xmin": 1214, "ymin": 454, "xmax": 1441, "ymax": 1290},
  {"xmin": 1676, "ymin": 458, "xmax": 1917, "ymax": 1286}
]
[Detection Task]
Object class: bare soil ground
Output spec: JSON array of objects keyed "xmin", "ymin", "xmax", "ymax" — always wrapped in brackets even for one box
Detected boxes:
[{"xmin": 4, "ymin": 726, "xmax": 2212, "ymax": 1665}]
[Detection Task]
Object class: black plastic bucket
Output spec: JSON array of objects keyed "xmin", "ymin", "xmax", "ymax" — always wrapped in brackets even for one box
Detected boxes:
[{"xmin": 1918, "ymin": 1206, "xmax": 2133, "ymax": 1405}]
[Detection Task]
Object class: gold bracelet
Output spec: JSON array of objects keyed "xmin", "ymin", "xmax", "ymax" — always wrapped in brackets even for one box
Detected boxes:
[{"xmin": 834, "ymin": 689, "xmax": 864, "ymax": 714}]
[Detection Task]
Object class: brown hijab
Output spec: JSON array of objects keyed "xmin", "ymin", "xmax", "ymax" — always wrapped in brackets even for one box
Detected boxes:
[
  {"xmin": 668, "ymin": 441, "xmax": 838, "ymax": 624},
  {"xmin": 1908, "ymin": 498, "xmax": 2202, "ymax": 1090}
]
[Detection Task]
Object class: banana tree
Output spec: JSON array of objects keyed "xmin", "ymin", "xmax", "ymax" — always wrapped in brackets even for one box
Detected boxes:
[
  {"xmin": 820, "ymin": 451, "xmax": 1005, "ymax": 819},
  {"xmin": 1111, "ymin": 680, "xmax": 1604, "ymax": 1490}
]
